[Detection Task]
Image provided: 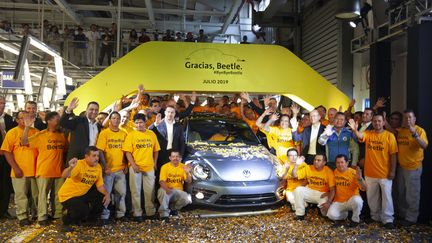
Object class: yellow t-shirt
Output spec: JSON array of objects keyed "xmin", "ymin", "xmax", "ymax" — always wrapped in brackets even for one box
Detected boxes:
[
  {"xmin": 96, "ymin": 128, "xmax": 127, "ymax": 172},
  {"xmin": 120, "ymin": 123, "xmax": 134, "ymax": 134},
  {"xmin": 28, "ymin": 130, "xmax": 67, "ymax": 178},
  {"xmin": 1, "ymin": 127, "xmax": 39, "ymax": 178},
  {"xmin": 286, "ymin": 162, "xmax": 307, "ymax": 192},
  {"xmin": 297, "ymin": 165, "xmax": 335, "ymax": 193},
  {"xmin": 122, "ymin": 130, "xmax": 160, "ymax": 172},
  {"xmin": 397, "ymin": 126, "xmax": 428, "ymax": 170},
  {"xmin": 58, "ymin": 159, "xmax": 104, "ymax": 202},
  {"xmin": 361, "ymin": 130, "xmax": 398, "ymax": 178},
  {"xmin": 268, "ymin": 126, "xmax": 295, "ymax": 162},
  {"xmin": 159, "ymin": 162, "xmax": 187, "ymax": 191},
  {"xmin": 334, "ymin": 168, "xmax": 360, "ymax": 203}
]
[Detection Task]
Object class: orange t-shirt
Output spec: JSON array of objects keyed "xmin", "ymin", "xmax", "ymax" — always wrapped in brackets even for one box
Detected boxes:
[
  {"xmin": 28, "ymin": 130, "xmax": 68, "ymax": 178},
  {"xmin": 297, "ymin": 165, "xmax": 335, "ymax": 192},
  {"xmin": 268, "ymin": 126, "xmax": 295, "ymax": 162},
  {"xmin": 396, "ymin": 126, "xmax": 428, "ymax": 170},
  {"xmin": 244, "ymin": 118, "xmax": 259, "ymax": 134},
  {"xmin": 361, "ymin": 130, "xmax": 398, "ymax": 178},
  {"xmin": 1, "ymin": 127, "xmax": 39, "ymax": 178},
  {"xmin": 333, "ymin": 168, "xmax": 361, "ymax": 203}
]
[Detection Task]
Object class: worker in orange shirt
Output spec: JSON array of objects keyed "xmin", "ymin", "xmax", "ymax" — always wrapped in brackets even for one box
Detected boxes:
[
  {"xmin": 21, "ymin": 111, "xmax": 68, "ymax": 225},
  {"xmin": 1, "ymin": 111, "xmax": 39, "ymax": 226}
]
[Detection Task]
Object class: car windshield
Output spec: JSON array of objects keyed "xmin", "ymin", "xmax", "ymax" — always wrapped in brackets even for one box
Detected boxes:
[{"xmin": 187, "ymin": 119, "xmax": 260, "ymax": 145}]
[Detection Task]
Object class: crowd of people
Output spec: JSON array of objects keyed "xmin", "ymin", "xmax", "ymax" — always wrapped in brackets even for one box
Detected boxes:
[{"xmin": 0, "ymin": 86, "xmax": 428, "ymax": 232}]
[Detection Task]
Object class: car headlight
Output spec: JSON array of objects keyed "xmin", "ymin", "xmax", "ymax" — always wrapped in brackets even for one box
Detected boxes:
[{"xmin": 193, "ymin": 164, "xmax": 211, "ymax": 180}]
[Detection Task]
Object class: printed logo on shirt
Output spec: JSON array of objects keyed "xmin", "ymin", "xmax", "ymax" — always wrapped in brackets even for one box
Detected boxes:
[
  {"xmin": 47, "ymin": 139, "xmax": 65, "ymax": 150},
  {"xmin": 108, "ymin": 138, "xmax": 124, "ymax": 149},
  {"xmin": 136, "ymin": 138, "xmax": 154, "ymax": 149},
  {"xmin": 80, "ymin": 172, "xmax": 98, "ymax": 185},
  {"xmin": 166, "ymin": 172, "xmax": 184, "ymax": 184},
  {"xmin": 335, "ymin": 175, "xmax": 351, "ymax": 187},
  {"xmin": 308, "ymin": 176, "xmax": 327, "ymax": 186},
  {"xmin": 397, "ymin": 135, "xmax": 410, "ymax": 146},
  {"xmin": 367, "ymin": 140, "xmax": 384, "ymax": 151}
]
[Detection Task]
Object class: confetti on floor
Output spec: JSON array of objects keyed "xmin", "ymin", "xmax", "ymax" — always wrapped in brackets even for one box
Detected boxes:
[{"xmin": 1, "ymin": 205, "xmax": 431, "ymax": 242}]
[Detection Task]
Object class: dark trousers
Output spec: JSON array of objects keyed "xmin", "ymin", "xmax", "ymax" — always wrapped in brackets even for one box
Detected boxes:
[
  {"xmin": 99, "ymin": 45, "xmax": 112, "ymax": 65},
  {"xmin": 0, "ymin": 158, "xmax": 12, "ymax": 217},
  {"xmin": 61, "ymin": 186, "xmax": 103, "ymax": 225}
]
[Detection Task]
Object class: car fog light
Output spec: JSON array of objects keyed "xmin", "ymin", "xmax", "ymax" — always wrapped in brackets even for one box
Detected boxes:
[{"xmin": 195, "ymin": 192, "xmax": 205, "ymax": 200}]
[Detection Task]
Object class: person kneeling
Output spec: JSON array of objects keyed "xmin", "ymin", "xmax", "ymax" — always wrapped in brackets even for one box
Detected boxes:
[
  {"xmin": 58, "ymin": 146, "xmax": 110, "ymax": 229},
  {"xmin": 158, "ymin": 150, "xmax": 192, "ymax": 221},
  {"xmin": 292, "ymin": 154, "xmax": 335, "ymax": 220},
  {"xmin": 327, "ymin": 154, "xmax": 366, "ymax": 227}
]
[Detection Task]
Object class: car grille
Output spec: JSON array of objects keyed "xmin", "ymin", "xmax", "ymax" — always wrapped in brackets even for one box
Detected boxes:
[{"xmin": 215, "ymin": 193, "xmax": 277, "ymax": 205}]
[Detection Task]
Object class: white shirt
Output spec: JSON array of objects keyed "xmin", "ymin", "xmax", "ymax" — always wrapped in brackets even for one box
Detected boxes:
[
  {"xmin": 359, "ymin": 122, "xmax": 371, "ymax": 133},
  {"xmin": 0, "ymin": 113, "xmax": 6, "ymax": 138},
  {"xmin": 86, "ymin": 30, "xmax": 100, "ymax": 42},
  {"xmin": 166, "ymin": 120, "xmax": 174, "ymax": 150},
  {"xmin": 88, "ymin": 118, "xmax": 99, "ymax": 146},
  {"xmin": 308, "ymin": 123, "xmax": 321, "ymax": 155}
]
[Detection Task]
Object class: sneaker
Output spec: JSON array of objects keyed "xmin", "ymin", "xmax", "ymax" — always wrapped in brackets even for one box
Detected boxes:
[
  {"xmin": 332, "ymin": 220, "xmax": 344, "ymax": 228},
  {"xmin": 295, "ymin": 215, "xmax": 305, "ymax": 221},
  {"xmin": 19, "ymin": 218, "xmax": 31, "ymax": 226},
  {"xmin": 38, "ymin": 220, "xmax": 50, "ymax": 226},
  {"xmin": 169, "ymin": 210, "xmax": 178, "ymax": 216},
  {"xmin": 364, "ymin": 218, "xmax": 377, "ymax": 224},
  {"xmin": 133, "ymin": 216, "xmax": 143, "ymax": 223},
  {"xmin": 99, "ymin": 219, "xmax": 110, "ymax": 226},
  {"xmin": 383, "ymin": 222, "xmax": 396, "ymax": 229}
]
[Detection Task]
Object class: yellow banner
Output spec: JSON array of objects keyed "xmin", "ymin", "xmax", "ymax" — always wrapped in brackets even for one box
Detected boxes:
[{"xmin": 66, "ymin": 42, "xmax": 349, "ymax": 112}]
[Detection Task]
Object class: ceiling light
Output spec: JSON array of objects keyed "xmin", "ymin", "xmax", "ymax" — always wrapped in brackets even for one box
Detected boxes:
[{"xmin": 335, "ymin": 0, "xmax": 361, "ymax": 19}]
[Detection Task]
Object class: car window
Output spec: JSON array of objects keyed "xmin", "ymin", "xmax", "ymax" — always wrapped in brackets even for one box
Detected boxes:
[{"xmin": 187, "ymin": 119, "xmax": 259, "ymax": 145}]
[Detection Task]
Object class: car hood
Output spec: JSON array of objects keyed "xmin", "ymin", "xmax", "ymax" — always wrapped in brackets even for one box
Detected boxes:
[{"xmin": 187, "ymin": 142, "xmax": 277, "ymax": 182}]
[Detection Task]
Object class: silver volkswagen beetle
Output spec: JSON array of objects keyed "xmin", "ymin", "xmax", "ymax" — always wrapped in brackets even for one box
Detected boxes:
[{"xmin": 182, "ymin": 113, "xmax": 286, "ymax": 207}]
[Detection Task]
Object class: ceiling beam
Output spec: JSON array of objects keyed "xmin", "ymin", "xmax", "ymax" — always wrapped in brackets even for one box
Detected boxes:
[
  {"xmin": 221, "ymin": 0, "xmax": 243, "ymax": 34},
  {"xmin": 144, "ymin": 0, "xmax": 155, "ymax": 26},
  {"xmin": 0, "ymin": 2, "xmax": 227, "ymax": 17},
  {"xmin": 52, "ymin": 0, "xmax": 83, "ymax": 25}
]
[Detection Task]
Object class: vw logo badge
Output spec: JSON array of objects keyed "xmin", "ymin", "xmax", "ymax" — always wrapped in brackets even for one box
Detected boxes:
[{"xmin": 243, "ymin": 169, "xmax": 251, "ymax": 178}]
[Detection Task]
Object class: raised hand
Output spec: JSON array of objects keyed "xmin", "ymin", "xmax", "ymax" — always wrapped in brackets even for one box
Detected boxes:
[
  {"xmin": 191, "ymin": 91, "xmax": 197, "ymax": 103},
  {"xmin": 23, "ymin": 112, "xmax": 35, "ymax": 127},
  {"xmin": 68, "ymin": 158, "xmax": 78, "ymax": 168},
  {"xmin": 263, "ymin": 107, "xmax": 274, "ymax": 116},
  {"xmin": 347, "ymin": 119, "xmax": 358, "ymax": 131},
  {"xmin": 349, "ymin": 99, "xmax": 356, "ymax": 108},
  {"xmin": 183, "ymin": 164, "xmax": 192, "ymax": 174},
  {"xmin": 290, "ymin": 103, "xmax": 300, "ymax": 115},
  {"xmin": 138, "ymin": 84, "xmax": 144, "ymax": 93},
  {"xmin": 155, "ymin": 113, "xmax": 162, "ymax": 126},
  {"xmin": 263, "ymin": 95, "xmax": 271, "ymax": 107},
  {"xmin": 296, "ymin": 156, "xmax": 305, "ymax": 165},
  {"xmin": 374, "ymin": 97, "xmax": 387, "ymax": 109},
  {"xmin": 269, "ymin": 113, "xmax": 280, "ymax": 122},
  {"xmin": 67, "ymin": 97, "xmax": 79, "ymax": 112},
  {"xmin": 324, "ymin": 125, "xmax": 334, "ymax": 136},
  {"xmin": 290, "ymin": 117, "xmax": 299, "ymax": 131},
  {"xmin": 240, "ymin": 92, "xmax": 250, "ymax": 102}
]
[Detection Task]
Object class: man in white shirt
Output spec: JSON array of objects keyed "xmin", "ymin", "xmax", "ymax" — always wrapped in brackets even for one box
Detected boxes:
[
  {"xmin": 292, "ymin": 109, "xmax": 326, "ymax": 164},
  {"xmin": 60, "ymin": 97, "xmax": 101, "ymax": 161},
  {"xmin": 86, "ymin": 24, "xmax": 100, "ymax": 66},
  {"xmin": 149, "ymin": 106, "xmax": 185, "ymax": 171}
]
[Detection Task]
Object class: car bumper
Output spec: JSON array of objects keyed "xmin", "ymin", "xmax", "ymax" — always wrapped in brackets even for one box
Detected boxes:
[{"xmin": 188, "ymin": 179, "xmax": 285, "ymax": 207}]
